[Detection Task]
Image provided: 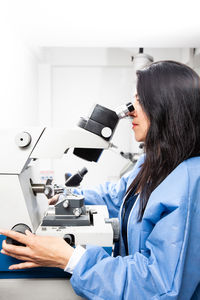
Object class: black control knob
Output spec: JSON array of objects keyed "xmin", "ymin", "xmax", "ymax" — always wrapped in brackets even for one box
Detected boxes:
[
  {"xmin": 6, "ymin": 223, "xmax": 32, "ymax": 247},
  {"xmin": 63, "ymin": 234, "xmax": 74, "ymax": 246}
]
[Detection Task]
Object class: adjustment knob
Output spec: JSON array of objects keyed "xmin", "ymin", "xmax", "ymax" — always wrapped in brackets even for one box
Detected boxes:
[
  {"xmin": 15, "ymin": 132, "xmax": 32, "ymax": 148},
  {"xmin": 63, "ymin": 234, "xmax": 74, "ymax": 245},
  {"xmin": 73, "ymin": 208, "xmax": 82, "ymax": 217},
  {"xmin": 101, "ymin": 127, "xmax": 112, "ymax": 138},
  {"xmin": 6, "ymin": 223, "xmax": 32, "ymax": 247},
  {"xmin": 105, "ymin": 218, "xmax": 120, "ymax": 242}
]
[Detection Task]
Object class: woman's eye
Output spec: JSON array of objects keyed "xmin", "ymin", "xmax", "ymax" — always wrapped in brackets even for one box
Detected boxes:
[
  {"xmin": 136, "ymin": 98, "xmax": 140, "ymax": 105},
  {"xmin": 135, "ymin": 94, "xmax": 140, "ymax": 102}
]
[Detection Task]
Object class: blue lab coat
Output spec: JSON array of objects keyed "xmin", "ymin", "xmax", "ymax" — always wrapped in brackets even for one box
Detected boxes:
[{"xmin": 70, "ymin": 156, "xmax": 200, "ymax": 299}]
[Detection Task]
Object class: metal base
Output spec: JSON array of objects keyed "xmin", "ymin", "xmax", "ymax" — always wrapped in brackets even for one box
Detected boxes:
[{"xmin": 41, "ymin": 213, "xmax": 91, "ymax": 226}]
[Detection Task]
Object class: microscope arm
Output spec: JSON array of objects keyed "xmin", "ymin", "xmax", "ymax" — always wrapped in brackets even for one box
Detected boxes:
[{"xmin": 30, "ymin": 127, "xmax": 110, "ymax": 159}]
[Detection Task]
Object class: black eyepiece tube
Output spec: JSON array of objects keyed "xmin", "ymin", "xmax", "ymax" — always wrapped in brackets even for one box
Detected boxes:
[{"xmin": 126, "ymin": 102, "xmax": 134, "ymax": 112}]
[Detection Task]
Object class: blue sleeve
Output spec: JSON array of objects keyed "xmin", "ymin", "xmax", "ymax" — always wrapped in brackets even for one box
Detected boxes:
[
  {"xmin": 70, "ymin": 159, "xmax": 200, "ymax": 299},
  {"xmin": 71, "ymin": 156, "xmax": 144, "ymax": 218},
  {"xmin": 70, "ymin": 205, "xmax": 187, "ymax": 299}
]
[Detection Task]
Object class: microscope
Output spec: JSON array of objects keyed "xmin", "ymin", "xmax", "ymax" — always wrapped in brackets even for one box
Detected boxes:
[{"xmin": 0, "ymin": 102, "xmax": 134, "ymax": 276}]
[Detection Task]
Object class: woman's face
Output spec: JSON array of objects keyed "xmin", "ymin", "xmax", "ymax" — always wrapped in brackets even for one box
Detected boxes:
[{"xmin": 129, "ymin": 94, "xmax": 150, "ymax": 142}]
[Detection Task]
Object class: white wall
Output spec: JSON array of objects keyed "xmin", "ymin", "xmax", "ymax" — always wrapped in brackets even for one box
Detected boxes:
[
  {"xmin": 187, "ymin": 48, "xmax": 200, "ymax": 75},
  {"xmin": 0, "ymin": 25, "xmax": 39, "ymax": 128},
  {"xmin": 38, "ymin": 48, "xmax": 189, "ymax": 188}
]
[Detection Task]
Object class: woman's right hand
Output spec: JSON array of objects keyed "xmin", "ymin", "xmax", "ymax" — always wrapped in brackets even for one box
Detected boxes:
[{"xmin": 1, "ymin": 229, "xmax": 74, "ymax": 270}]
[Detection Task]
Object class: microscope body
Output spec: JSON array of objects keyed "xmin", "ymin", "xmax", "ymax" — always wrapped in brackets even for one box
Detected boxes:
[{"xmin": 0, "ymin": 103, "xmax": 132, "ymax": 277}]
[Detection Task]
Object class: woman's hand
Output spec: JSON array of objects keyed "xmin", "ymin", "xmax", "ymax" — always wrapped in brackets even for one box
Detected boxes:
[{"xmin": 0, "ymin": 229, "xmax": 74, "ymax": 270}]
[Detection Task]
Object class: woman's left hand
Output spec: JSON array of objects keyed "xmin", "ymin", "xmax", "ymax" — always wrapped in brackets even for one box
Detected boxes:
[{"xmin": 0, "ymin": 229, "xmax": 74, "ymax": 270}]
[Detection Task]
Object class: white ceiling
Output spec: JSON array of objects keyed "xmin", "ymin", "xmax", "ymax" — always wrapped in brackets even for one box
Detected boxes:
[{"xmin": 1, "ymin": 0, "xmax": 200, "ymax": 48}]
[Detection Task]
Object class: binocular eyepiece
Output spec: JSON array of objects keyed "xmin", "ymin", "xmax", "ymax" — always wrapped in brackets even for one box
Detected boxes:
[
  {"xmin": 74, "ymin": 102, "xmax": 134, "ymax": 162},
  {"xmin": 115, "ymin": 102, "xmax": 134, "ymax": 119}
]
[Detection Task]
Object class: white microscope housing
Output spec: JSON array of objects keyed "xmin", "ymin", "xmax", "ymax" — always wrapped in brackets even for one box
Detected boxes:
[
  {"xmin": 0, "ymin": 126, "xmax": 114, "ymax": 246},
  {"xmin": 0, "ymin": 103, "xmax": 133, "ymax": 249}
]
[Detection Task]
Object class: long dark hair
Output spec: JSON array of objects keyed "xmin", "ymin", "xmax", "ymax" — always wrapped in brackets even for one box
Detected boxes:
[{"xmin": 127, "ymin": 60, "xmax": 200, "ymax": 221}]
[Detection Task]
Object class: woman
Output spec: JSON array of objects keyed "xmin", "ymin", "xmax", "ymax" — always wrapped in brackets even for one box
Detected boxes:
[{"xmin": 1, "ymin": 61, "xmax": 200, "ymax": 299}]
